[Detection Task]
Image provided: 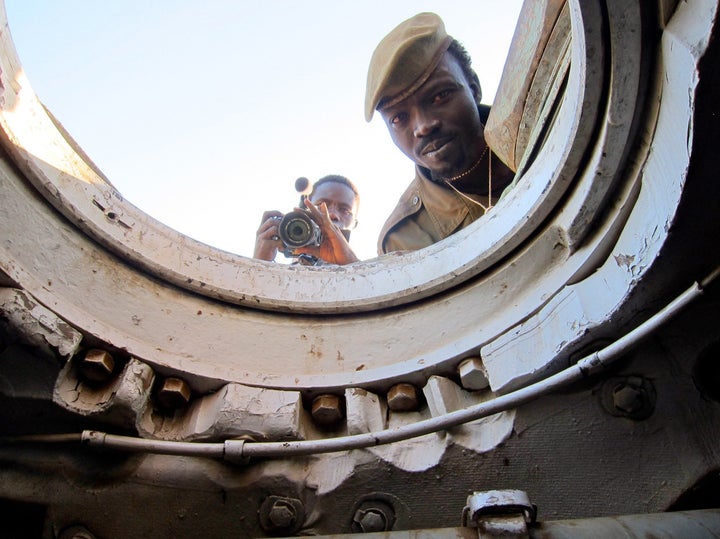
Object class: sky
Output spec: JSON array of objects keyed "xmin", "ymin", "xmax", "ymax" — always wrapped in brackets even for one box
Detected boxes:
[{"xmin": 4, "ymin": 1, "xmax": 523, "ymax": 261}]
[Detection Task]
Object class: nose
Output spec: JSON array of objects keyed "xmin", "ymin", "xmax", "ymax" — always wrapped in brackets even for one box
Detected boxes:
[
  {"xmin": 412, "ymin": 109, "xmax": 440, "ymax": 138},
  {"xmin": 323, "ymin": 203, "xmax": 343, "ymax": 223}
]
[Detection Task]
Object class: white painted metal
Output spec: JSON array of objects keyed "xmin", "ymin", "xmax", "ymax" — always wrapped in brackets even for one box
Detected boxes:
[
  {"xmin": 0, "ymin": 0, "xmax": 658, "ymax": 394},
  {"xmin": 482, "ymin": 0, "xmax": 716, "ymax": 391},
  {"xmin": 0, "ymin": 0, "xmax": 603, "ymax": 314}
]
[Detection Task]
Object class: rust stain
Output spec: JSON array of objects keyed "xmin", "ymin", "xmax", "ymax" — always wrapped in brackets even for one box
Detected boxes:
[{"xmin": 614, "ymin": 253, "xmax": 635, "ymax": 270}]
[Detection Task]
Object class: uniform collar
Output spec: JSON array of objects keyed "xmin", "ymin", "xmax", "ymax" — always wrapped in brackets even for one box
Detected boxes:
[
  {"xmin": 416, "ymin": 166, "xmax": 476, "ymax": 237},
  {"xmin": 377, "ymin": 166, "xmax": 487, "ymax": 252}
]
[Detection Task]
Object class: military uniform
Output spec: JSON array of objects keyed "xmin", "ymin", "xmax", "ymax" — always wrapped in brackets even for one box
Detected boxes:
[{"xmin": 366, "ymin": 13, "xmax": 506, "ymax": 256}]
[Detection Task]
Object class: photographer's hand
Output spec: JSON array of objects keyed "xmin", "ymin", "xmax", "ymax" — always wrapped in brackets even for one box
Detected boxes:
[
  {"xmin": 295, "ymin": 199, "xmax": 359, "ymax": 265},
  {"xmin": 253, "ymin": 210, "xmax": 284, "ymax": 261}
]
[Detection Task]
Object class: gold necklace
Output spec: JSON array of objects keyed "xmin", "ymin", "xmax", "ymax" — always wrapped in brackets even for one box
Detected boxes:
[
  {"xmin": 441, "ymin": 143, "xmax": 489, "ymax": 183},
  {"xmin": 444, "ymin": 150, "xmax": 494, "ymax": 214}
]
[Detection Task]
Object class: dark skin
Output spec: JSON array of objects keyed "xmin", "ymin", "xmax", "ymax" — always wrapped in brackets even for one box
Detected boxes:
[
  {"xmin": 380, "ymin": 52, "xmax": 514, "ymax": 200},
  {"xmin": 253, "ymin": 181, "xmax": 359, "ymax": 265}
]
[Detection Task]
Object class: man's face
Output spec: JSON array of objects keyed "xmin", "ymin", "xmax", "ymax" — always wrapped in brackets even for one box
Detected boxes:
[
  {"xmin": 379, "ymin": 52, "xmax": 483, "ymax": 180},
  {"xmin": 309, "ymin": 182, "xmax": 358, "ymax": 230}
]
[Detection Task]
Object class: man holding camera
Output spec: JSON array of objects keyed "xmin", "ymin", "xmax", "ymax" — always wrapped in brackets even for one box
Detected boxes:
[
  {"xmin": 253, "ymin": 174, "xmax": 360, "ymax": 265},
  {"xmin": 365, "ymin": 12, "xmax": 515, "ymax": 254}
]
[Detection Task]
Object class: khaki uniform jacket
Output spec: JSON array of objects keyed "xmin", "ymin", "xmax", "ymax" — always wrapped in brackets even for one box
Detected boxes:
[{"xmin": 377, "ymin": 166, "xmax": 491, "ymax": 255}]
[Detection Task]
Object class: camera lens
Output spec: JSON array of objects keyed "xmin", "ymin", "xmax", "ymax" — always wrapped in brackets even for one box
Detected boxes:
[
  {"xmin": 286, "ymin": 219, "xmax": 312, "ymax": 243},
  {"xmin": 278, "ymin": 211, "xmax": 322, "ymax": 248}
]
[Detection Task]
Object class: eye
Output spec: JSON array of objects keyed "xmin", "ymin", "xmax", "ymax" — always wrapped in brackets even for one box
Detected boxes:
[
  {"xmin": 432, "ymin": 89, "xmax": 453, "ymax": 104},
  {"xmin": 389, "ymin": 112, "xmax": 408, "ymax": 127}
]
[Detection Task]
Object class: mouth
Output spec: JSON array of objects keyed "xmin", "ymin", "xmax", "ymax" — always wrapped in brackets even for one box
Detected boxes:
[{"xmin": 420, "ymin": 136, "xmax": 454, "ymax": 158}]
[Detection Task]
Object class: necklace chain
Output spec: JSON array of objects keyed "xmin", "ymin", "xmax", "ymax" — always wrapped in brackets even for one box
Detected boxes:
[
  {"xmin": 441, "ymin": 143, "xmax": 488, "ymax": 183},
  {"xmin": 444, "ymin": 149, "xmax": 494, "ymax": 214}
]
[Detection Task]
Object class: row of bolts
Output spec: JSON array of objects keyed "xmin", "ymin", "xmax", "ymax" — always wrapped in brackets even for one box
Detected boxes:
[{"xmin": 78, "ymin": 348, "xmax": 426, "ymax": 427}]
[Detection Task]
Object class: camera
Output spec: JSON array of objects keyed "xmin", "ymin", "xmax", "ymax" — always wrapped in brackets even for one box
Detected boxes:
[
  {"xmin": 274, "ymin": 176, "xmax": 350, "ymax": 259},
  {"xmin": 274, "ymin": 176, "xmax": 323, "ymax": 257},
  {"xmin": 278, "ymin": 210, "xmax": 322, "ymax": 251}
]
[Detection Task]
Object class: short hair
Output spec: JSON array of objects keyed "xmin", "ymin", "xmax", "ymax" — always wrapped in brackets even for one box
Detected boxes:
[
  {"xmin": 447, "ymin": 39, "xmax": 481, "ymax": 98},
  {"xmin": 310, "ymin": 174, "xmax": 361, "ymax": 211}
]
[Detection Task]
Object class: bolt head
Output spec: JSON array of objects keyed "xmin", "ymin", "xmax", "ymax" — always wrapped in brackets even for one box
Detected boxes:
[
  {"xmin": 600, "ymin": 376, "xmax": 655, "ymax": 420},
  {"xmin": 612, "ymin": 384, "xmax": 645, "ymax": 414},
  {"xmin": 78, "ymin": 349, "xmax": 115, "ymax": 384},
  {"xmin": 387, "ymin": 383, "xmax": 419, "ymax": 412},
  {"xmin": 311, "ymin": 394, "xmax": 344, "ymax": 426},
  {"xmin": 258, "ymin": 496, "xmax": 304, "ymax": 534},
  {"xmin": 458, "ymin": 357, "xmax": 489, "ymax": 390},
  {"xmin": 268, "ymin": 502, "xmax": 296, "ymax": 528},
  {"xmin": 156, "ymin": 377, "xmax": 192, "ymax": 410},
  {"xmin": 353, "ymin": 508, "xmax": 391, "ymax": 533}
]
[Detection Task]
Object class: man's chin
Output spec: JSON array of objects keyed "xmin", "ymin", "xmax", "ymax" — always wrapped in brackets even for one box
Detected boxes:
[
  {"xmin": 427, "ymin": 164, "xmax": 459, "ymax": 181},
  {"xmin": 422, "ymin": 155, "xmax": 465, "ymax": 176}
]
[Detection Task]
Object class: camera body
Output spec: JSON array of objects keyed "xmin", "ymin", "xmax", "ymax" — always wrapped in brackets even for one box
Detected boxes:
[{"xmin": 278, "ymin": 210, "xmax": 322, "ymax": 255}]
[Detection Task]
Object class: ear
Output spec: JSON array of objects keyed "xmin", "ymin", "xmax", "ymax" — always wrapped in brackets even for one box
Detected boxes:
[
  {"xmin": 469, "ymin": 74, "xmax": 482, "ymax": 105},
  {"xmin": 350, "ymin": 218, "xmax": 359, "ymax": 230}
]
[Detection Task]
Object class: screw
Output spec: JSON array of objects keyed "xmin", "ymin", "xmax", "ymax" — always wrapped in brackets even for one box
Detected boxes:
[
  {"xmin": 78, "ymin": 349, "xmax": 115, "ymax": 384},
  {"xmin": 387, "ymin": 383, "xmax": 419, "ymax": 412},
  {"xmin": 156, "ymin": 377, "xmax": 192, "ymax": 410},
  {"xmin": 311, "ymin": 394, "xmax": 344, "ymax": 426}
]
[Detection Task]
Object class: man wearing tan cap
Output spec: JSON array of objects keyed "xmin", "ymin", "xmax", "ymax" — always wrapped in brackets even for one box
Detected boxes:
[{"xmin": 366, "ymin": 12, "xmax": 515, "ymax": 255}]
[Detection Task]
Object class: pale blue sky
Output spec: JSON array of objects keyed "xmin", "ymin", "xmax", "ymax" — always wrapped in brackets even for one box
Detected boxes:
[{"xmin": 5, "ymin": 1, "xmax": 523, "ymax": 260}]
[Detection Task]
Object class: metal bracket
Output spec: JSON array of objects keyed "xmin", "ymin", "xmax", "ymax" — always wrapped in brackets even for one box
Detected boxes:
[{"xmin": 462, "ymin": 489, "xmax": 537, "ymax": 536}]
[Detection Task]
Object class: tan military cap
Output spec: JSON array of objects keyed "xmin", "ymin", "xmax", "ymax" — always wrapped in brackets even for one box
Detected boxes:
[{"xmin": 365, "ymin": 12, "xmax": 453, "ymax": 121}]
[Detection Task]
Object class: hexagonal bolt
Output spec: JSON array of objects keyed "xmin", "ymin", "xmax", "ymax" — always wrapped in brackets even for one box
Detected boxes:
[
  {"xmin": 387, "ymin": 383, "xmax": 419, "ymax": 412},
  {"xmin": 77, "ymin": 349, "xmax": 115, "ymax": 384},
  {"xmin": 354, "ymin": 508, "xmax": 388, "ymax": 533},
  {"xmin": 311, "ymin": 394, "xmax": 344, "ymax": 426},
  {"xmin": 458, "ymin": 357, "xmax": 489, "ymax": 390},
  {"xmin": 612, "ymin": 383, "xmax": 646, "ymax": 414},
  {"xmin": 604, "ymin": 375, "xmax": 655, "ymax": 420},
  {"xmin": 258, "ymin": 496, "xmax": 305, "ymax": 534},
  {"xmin": 156, "ymin": 377, "xmax": 192, "ymax": 410},
  {"xmin": 268, "ymin": 500, "xmax": 297, "ymax": 529}
]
